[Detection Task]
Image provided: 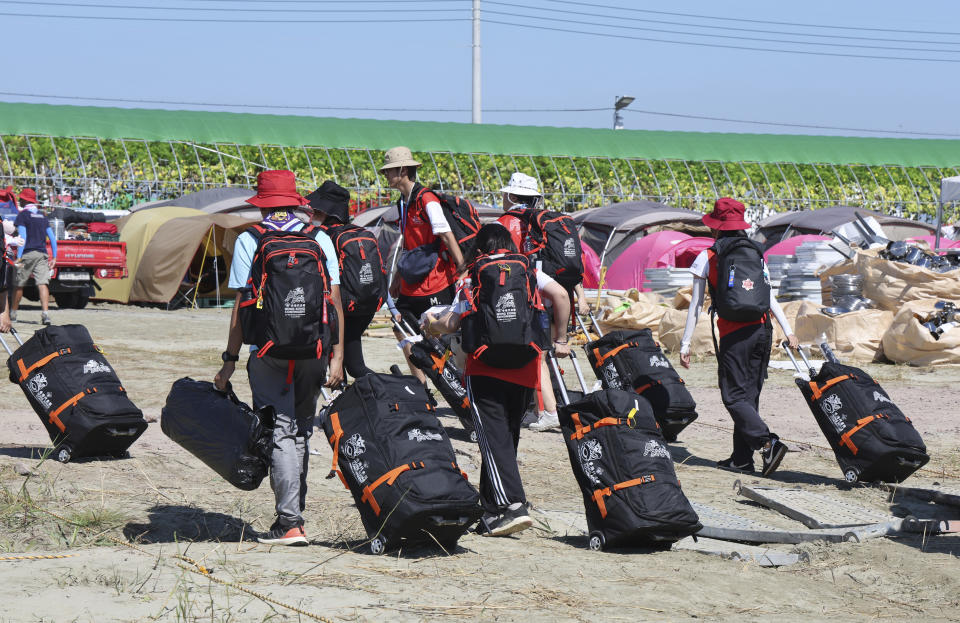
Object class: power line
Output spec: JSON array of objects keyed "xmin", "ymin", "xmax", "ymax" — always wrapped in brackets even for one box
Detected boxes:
[
  {"xmin": 483, "ymin": 18, "xmax": 960, "ymax": 63},
  {"xmin": 0, "ymin": 91, "xmax": 604, "ymax": 112},
  {"xmin": 483, "ymin": 8, "xmax": 960, "ymax": 53},
  {"xmin": 540, "ymin": 0, "xmax": 960, "ymax": 37},
  {"xmin": 624, "ymin": 109, "xmax": 960, "ymax": 138},
  {"xmin": 0, "ymin": 11, "xmax": 468, "ymax": 22},
  {"xmin": 2, "ymin": 0, "xmax": 468, "ymax": 12},
  {"xmin": 484, "ymin": 1, "xmax": 960, "ymax": 46}
]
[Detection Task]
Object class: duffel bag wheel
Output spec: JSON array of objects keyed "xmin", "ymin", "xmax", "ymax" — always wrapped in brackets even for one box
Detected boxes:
[
  {"xmin": 55, "ymin": 446, "xmax": 72, "ymax": 464},
  {"xmin": 370, "ymin": 536, "xmax": 387, "ymax": 555},
  {"xmin": 588, "ymin": 531, "xmax": 605, "ymax": 552},
  {"xmin": 844, "ymin": 468, "xmax": 859, "ymax": 483}
]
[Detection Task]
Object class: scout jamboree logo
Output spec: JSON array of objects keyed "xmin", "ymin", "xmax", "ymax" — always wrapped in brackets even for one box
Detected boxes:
[
  {"xmin": 284, "ymin": 287, "xmax": 306, "ymax": 318},
  {"xmin": 82, "ymin": 360, "xmax": 111, "ymax": 375},
  {"xmin": 649, "ymin": 355, "xmax": 670, "ymax": 369},
  {"xmin": 408, "ymin": 428, "xmax": 443, "ymax": 442},
  {"xmin": 27, "ymin": 373, "xmax": 53, "ymax": 411},
  {"xmin": 643, "ymin": 440, "xmax": 671, "ymax": 459},
  {"xmin": 342, "ymin": 433, "xmax": 369, "ymax": 483},
  {"xmin": 563, "ymin": 237, "xmax": 576, "ymax": 257},
  {"xmin": 358, "ymin": 262, "xmax": 374, "ymax": 285},
  {"xmin": 873, "ymin": 391, "xmax": 892, "ymax": 404},
  {"xmin": 821, "ymin": 393, "xmax": 847, "ymax": 432},
  {"xmin": 495, "ymin": 293, "xmax": 517, "ymax": 322},
  {"xmin": 578, "ymin": 439, "xmax": 604, "ymax": 485},
  {"xmin": 603, "ymin": 362, "xmax": 623, "ymax": 389}
]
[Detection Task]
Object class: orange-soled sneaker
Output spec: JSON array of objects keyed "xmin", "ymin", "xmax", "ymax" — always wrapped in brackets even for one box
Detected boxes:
[{"xmin": 257, "ymin": 522, "xmax": 307, "ymax": 546}]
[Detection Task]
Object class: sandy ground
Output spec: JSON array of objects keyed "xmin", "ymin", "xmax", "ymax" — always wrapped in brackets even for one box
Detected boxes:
[{"xmin": 0, "ymin": 302, "xmax": 958, "ymax": 622}]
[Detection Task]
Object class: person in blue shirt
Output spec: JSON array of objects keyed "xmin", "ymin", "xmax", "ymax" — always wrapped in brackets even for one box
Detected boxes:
[
  {"xmin": 214, "ymin": 170, "xmax": 344, "ymax": 547},
  {"xmin": 12, "ymin": 188, "xmax": 57, "ymax": 325}
]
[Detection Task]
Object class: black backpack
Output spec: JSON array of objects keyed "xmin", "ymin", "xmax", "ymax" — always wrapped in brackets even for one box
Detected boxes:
[
  {"xmin": 411, "ymin": 186, "xmax": 482, "ymax": 259},
  {"xmin": 238, "ymin": 223, "xmax": 338, "ymax": 360},
  {"xmin": 460, "ymin": 251, "xmax": 549, "ymax": 369},
  {"xmin": 510, "ymin": 208, "xmax": 584, "ymax": 288},
  {"xmin": 323, "ymin": 222, "xmax": 387, "ymax": 316},
  {"xmin": 708, "ymin": 236, "xmax": 770, "ymax": 322}
]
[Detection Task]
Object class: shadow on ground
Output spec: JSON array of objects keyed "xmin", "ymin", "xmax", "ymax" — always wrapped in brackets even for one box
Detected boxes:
[{"xmin": 123, "ymin": 504, "xmax": 257, "ymax": 543}]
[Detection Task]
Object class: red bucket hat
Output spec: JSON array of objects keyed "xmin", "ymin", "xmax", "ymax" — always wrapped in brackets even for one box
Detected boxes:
[
  {"xmin": 246, "ymin": 170, "xmax": 308, "ymax": 209},
  {"xmin": 18, "ymin": 188, "xmax": 38, "ymax": 205},
  {"xmin": 702, "ymin": 197, "xmax": 749, "ymax": 230}
]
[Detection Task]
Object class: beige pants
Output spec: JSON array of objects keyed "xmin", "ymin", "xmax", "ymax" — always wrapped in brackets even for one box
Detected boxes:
[{"xmin": 17, "ymin": 251, "xmax": 50, "ymax": 286}]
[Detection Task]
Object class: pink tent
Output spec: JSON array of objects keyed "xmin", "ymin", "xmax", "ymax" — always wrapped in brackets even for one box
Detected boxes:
[
  {"xmin": 906, "ymin": 235, "xmax": 960, "ymax": 250},
  {"xmin": 763, "ymin": 234, "xmax": 831, "ymax": 260},
  {"xmin": 604, "ymin": 231, "xmax": 713, "ymax": 291},
  {"xmin": 581, "ymin": 243, "xmax": 601, "ymax": 288}
]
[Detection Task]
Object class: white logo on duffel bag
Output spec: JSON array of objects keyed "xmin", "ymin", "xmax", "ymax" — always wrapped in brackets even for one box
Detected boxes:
[
  {"xmin": 495, "ymin": 293, "xmax": 517, "ymax": 322},
  {"xmin": 563, "ymin": 237, "xmax": 576, "ymax": 257},
  {"xmin": 603, "ymin": 362, "xmax": 622, "ymax": 388},
  {"xmin": 578, "ymin": 438, "xmax": 604, "ymax": 485},
  {"xmin": 349, "ymin": 459, "xmax": 369, "ymax": 483},
  {"xmin": 358, "ymin": 263, "xmax": 374, "ymax": 285},
  {"xmin": 283, "ymin": 287, "xmax": 306, "ymax": 318},
  {"xmin": 649, "ymin": 355, "xmax": 669, "ymax": 368},
  {"xmin": 408, "ymin": 428, "xmax": 442, "ymax": 442},
  {"xmin": 643, "ymin": 440, "xmax": 670, "ymax": 459},
  {"xmin": 83, "ymin": 360, "xmax": 111, "ymax": 374},
  {"xmin": 821, "ymin": 394, "xmax": 846, "ymax": 432},
  {"xmin": 342, "ymin": 433, "xmax": 366, "ymax": 459},
  {"xmin": 27, "ymin": 373, "xmax": 53, "ymax": 411},
  {"xmin": 873, "ymin": 391, "xmax": 892, "ymax": 404}
]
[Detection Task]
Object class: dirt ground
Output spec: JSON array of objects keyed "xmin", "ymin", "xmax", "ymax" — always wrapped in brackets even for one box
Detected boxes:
[{"xmin": 0, "ymin": 302, "xmax": 958, "ymax": 622}]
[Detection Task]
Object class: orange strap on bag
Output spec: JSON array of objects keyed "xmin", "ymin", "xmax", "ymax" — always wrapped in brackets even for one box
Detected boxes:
[
  {"xmin": 326, "ymin": 412, "xmax": 349, "ymax": 489},
  {"xmin": 361, "ymin": 461, "xmax": 425, "ymax": 516},
  {"xmin": 17, "ymin": 348, "xmax": 72, "ymax": 382},
  {"xmin": 592, "ymin": 342, "xmax": 637, "ymax": 367},
  {"xmin": 47, "ymin": 387, "xmax": 97, "ymax": 433},
  {"xmin": 839, "ymin": 414, "xmax": 887, "ymax": 455},
  {"xmin": 809, "ymin": 375, "xmax": 852, "ymax": 400},
  {"xmin": 569, "ymin": 417, "xmax": 626, "ymax": 441},
  {"xmin": 591, "ymin": 475, "xmax": 657, "ymax": 518}
]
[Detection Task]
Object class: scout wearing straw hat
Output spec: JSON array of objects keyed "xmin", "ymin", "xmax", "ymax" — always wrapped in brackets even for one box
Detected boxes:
[{"xmin": 679, "ymin": 197, "xmax": 797, "ymax": 477}]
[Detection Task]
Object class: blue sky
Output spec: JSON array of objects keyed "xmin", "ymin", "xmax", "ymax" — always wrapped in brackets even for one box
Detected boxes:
[{"xmin": 2, "ymin": 0, "xmax": 959, "ymax": 138}]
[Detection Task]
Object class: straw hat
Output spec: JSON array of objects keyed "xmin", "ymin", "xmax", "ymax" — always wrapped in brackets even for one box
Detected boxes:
[
  {"xmin": 379, "ymin": 146, "xmax": 421, "ymax": 172},
  {"xmin": 500, "ymin": 172, "xmax": 541, "ymax": 197}
]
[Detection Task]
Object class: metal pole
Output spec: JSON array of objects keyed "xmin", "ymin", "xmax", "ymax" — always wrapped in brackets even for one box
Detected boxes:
[
  {"xmin": 935, "ymin": 199, "xmax": 943, "ymax": 251},
  {"xmin": 472, "ymin": 0, "xmax": 481, "ymax": 124}
]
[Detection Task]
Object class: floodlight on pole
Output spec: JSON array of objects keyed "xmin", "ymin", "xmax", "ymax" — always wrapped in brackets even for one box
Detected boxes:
[{"xmin": 613, "ymin": 95, "xmax": 635, "ymax": 130}]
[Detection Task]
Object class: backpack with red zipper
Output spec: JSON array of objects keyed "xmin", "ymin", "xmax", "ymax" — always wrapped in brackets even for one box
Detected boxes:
[
  {"xmin": 508, "ymin": 208, "xmax": 584, "ymax": 288},
  {"xmin": 411, "ymin": 187, "xmax": 482, "ymax": 260},
  {"xmin": 322, "ymin": 222, "xmax": 387, "ymax": 316},
  {"xmin": 238, "ymin": 223, "xmax": 338, "ymax": 360},
  {"xmin": 460, "ymin": 251, "xmax": 550, "ymax": 369}
]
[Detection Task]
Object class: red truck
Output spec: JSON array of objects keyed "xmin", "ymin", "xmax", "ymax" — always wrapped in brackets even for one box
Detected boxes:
[{"xmin": 19, "ymin": 239, "xmax": 127, "ymax": 309}]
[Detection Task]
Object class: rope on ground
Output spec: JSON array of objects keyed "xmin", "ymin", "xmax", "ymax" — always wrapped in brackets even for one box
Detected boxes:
[
  {"xmin": 690, "ymin": 420, "xmax": 960, "ymax": 480},
  {"xmin": 0, "ymin": 554, "xmax": 74, "ymax": 561},
  {"xmin": 178, "ymin": 563, "xmax": 335, "ymax": 623}
]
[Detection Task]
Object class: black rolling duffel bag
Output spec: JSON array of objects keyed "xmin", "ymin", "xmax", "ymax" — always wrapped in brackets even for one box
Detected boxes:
[
  {"xmin": 586, "ymin": 329, "xmax": 698, "ymax": 442},
  {"xmin": 320, "ymin": 373, "xmax": 482, "ymax": 554},
  {"xmin": 558, "ymin": 388, "xmax": 701, "ymax": 551},
  {"xmin": 797, "ymin": 362, "xmax": 928, "ymax": 483},
  {"xmin": 161, "ymin": 378, "xmax": 274, "ymax": 491},
  {"xmin": 407, "ymin": 335, "xmax": 478, "ymax": 443},
  {"xmin": 4, "ymin": 325, "xmax": 146, "ymax": 463}
]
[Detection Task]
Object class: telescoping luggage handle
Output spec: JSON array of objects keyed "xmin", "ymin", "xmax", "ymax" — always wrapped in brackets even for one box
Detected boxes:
[
  {"xmin": 575, "ymin": 312, "xmax": 604, "ymax": 339},
  {"xmin": 0, "ymin": 328, "xmax": 24, "ymax": 357},
  {"xmin": 546, "ymin": 349, "xmax": 589, "ymax": 408}
]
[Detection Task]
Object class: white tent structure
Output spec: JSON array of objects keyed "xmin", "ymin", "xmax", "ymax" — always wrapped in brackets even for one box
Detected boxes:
[{"xmin": 938, "ymin": 176, "xmax": 960, "ymax": 249}]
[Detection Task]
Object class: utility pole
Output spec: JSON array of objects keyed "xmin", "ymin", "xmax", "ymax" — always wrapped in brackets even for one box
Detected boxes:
[{"xmin": 472, "ymin": 0, "xmax": 481, "ymax": 124}]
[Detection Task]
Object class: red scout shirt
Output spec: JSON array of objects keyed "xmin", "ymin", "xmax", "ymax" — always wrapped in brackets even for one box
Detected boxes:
[{"xmin": 400, "ymin": 184, "xmax": 458, "ymax": 297}]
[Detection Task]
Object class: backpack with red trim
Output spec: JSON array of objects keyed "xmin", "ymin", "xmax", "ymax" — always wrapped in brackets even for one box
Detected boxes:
[
  {"xmin": 460, "ymin": 251, "xmax": 550, "ymax": 369},
  {"xmin": 509, "ymin": 208, "xmax": 584, "ymax": 288},
  {"xmin": 322, "ymin": 222, "xmax": 387, "ymax": 316},
  {"xmin": 238, "ymin": 224, "xmax": 338, "ymax": 360},
  {"xmin": 708, "ymin": 236, "xmax": 770, "ymax": 322},
  {"xmin": 413, "ymin": 187, "xmax": 482, "ymax": 259}
]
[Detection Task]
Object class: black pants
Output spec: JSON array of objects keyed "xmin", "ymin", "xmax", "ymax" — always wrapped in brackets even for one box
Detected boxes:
[
  {"xmin": 342, "ymin": 312, "xmax": 376, "ymax": 379},
  {"xmin": 717, "ymin": 322, "xmax": 773, "ymax": 465},
  {"xmin": 395, "ymin": 285, "xmax": 456, "ymax": 335},
  {"xmin": 466, "ymin": 375, "xmax": 533, "ymax": 514}
]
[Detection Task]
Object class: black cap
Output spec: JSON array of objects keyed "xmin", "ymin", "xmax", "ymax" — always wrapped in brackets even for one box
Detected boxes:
[{"xmin": 306, "ymin": 180, "xmax": 350, "ymax": 224}]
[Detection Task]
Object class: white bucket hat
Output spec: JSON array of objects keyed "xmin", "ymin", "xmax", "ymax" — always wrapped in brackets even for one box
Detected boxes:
[
  {"xmin": 500, "ymin": 172, "xmax": 541, "ymax": 197},
  {"xmin": 379, "ymin": 146, "xmax": 421, "ymax": 172}
]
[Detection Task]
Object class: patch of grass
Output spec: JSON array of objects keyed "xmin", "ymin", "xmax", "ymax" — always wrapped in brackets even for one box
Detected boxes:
[{"xmin": 67, "ymin": 507, "xmax": 129, "ymax": 530}]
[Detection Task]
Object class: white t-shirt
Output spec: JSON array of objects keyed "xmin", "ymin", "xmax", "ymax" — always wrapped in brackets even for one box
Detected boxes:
[{"xmin": 689, "ymin": 250, "xmax": 710, "ymax": 280}]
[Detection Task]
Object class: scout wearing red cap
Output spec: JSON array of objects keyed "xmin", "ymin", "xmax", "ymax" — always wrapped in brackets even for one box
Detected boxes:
[
  {"xmin": 245, "ymin": 170, "xmax": 308, "ymax": 209},
  {"xmin": 17, "ymin": 188, "xmax": 38, "ymax": 206},
  {"xmin": 702, "ymin": 197, "xmax": 749, "ymax": 231}
]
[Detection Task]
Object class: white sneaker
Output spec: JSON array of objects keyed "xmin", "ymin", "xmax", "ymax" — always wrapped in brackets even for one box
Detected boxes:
[{"xmin": 528, "ymin": 411, "xmax": 560, "ymax": 432}]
